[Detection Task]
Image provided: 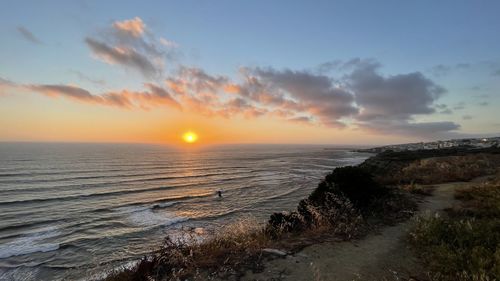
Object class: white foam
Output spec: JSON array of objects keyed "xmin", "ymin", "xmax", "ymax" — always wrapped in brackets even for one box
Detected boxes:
[
  {"xmin": 116, "ymin": 206, "xmax": 187, "ymax": 228},
  {"xmin": 155, "ymin": 201, "xmax": 176, "ymax": 208},
  {"xmin": 81, "ymin": 258, "xmax": 141, "ymax": 281},
  {"xmin": 0, "ymin": 226, "xmax": 60, "ymax": 259},
  {"xmin": 0, "ymin": 266, "xmax": 39, "ymax": 281}
]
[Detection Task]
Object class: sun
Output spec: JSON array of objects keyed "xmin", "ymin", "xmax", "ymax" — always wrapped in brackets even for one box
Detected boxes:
[{"xmin": 182, "ymin": 131, "xmax": 198, "ymax": 143}]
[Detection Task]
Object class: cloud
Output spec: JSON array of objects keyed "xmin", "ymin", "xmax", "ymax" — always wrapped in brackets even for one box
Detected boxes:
[
  {"xmin": 430, "ymin": 64, "xmax": 452, "ymax": 77},
  {"xmin": 492, "ymin": 69, "xmax": 500, "ymax": 76},
  {"xmin": 478, "ymin": 101, "xmax": 489, "ymax": 106},
  {"xmin": 326, "ymin": 60, "xmax": 459, "ymax": 136},
  {"xmin": 159, "ymin": 37, "xmax": 179, "ymax": 48},
  {"xmin": 429, "ymin": 62, "xmax": 471, "ymax": 77},
  {"xmin": 240, "ymin": 67, "xmax": 358, "ymax": 128},
  {"xmin": 112, "ymin": 17, "xmax": 145, "ymax": 38},
  {"xmin": 288, "ymin": 116, "xmax": 313, "ymax": 124},
  {"xmin": 0, "ymin": 77, "xmax": 17, "ymax": 95},
  {"xmin": 164, "ymin": 67, "xmax": 269, "ymax": 118},
  {"xmin": 85, "ymin": 17, "xmax": 178, "ymax": 79},
  {"xmin": 69, "ymin": 70, "xmax": 106, "ymax": 86},
  {"xmin": 348, "ymin": 61, "xmax": 445, "ymax": 119},
  {"xmin": 2, "ymin": 57, "xmax": 463, "ymax": 138},
  {"xmin": 463, "ymin": 115, "xmax": 473, "ymax": 120},
  {"xmin": 16, "ymin": 26, "xmax": 42, "ymax": 44},
  {"xmin": 435, "ymin": 104, "xmax": 452, "ymax": 114},
  {"xmin": 27, "ymin": 84, "xmax": 98, "ymax": 103},
  {"xmin": 2, "ymin": 79, "xmax": 180, "ymax": 110},
  {"xmin": 85, "ymin": 37, "xmax": 159, "ymax": 78},
  {"xmin": 358, "ymin": 120, "xmax": 460, "ymax": 138},
  {"xmin": 453, "ymin": 102, "xmax": 466, "ymax": 110},
  {"xmin": 161, "ymin": 60, "xmax": 458, "ymax": 135}
]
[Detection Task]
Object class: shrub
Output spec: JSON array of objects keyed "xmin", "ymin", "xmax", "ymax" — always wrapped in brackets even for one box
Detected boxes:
[
  {"xmin": 453, "ymin": 176, "xmax": 500, "ymax": 218},
  {"xmin": 105, "ymin": 218, "xmax": 271, "ymax": 281},
  {"xmin": 267, "ymin": 166, "xmax": 402, "ymax": 237},
  {"xmin": 267, "ymin": 192, "xmax": 363, "ymax": 239},
  {"xmin": 409, "ymin": 214, "xmax": 500, "ymax": 281},
  {"xmin": 409, "ymin": 175, "xmax": 500, "ymax": 281},
  {"xmin": 309, "ymin": 166, "xmax": 389, "ymax": 208}
]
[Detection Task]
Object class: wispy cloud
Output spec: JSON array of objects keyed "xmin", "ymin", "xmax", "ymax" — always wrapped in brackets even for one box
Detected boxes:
[
  {"xmin": 85, "ymin": 17, "xmax": 178, "ymax": 79},
  {"xmin": 112, "ymin": 17, "xmax": 146, "ymax": 38},
  {"xmin": 69, "ymin": 70, "xmax": 106, "ymax": 86},
  {"xmin": 1, "ymin": 56, "xmax": 463, "ymax": 138},
  {"xmin": 16, "ymin": 26, "xmax": 42, "ymax": 45},
  {"xmin": 85, "ymin": 37, "xmax": 159, "ymax": 78},
  {"xmin": 0, "ymin": 77, "xmax": 16, "ymax": 96},
  {"xmin": 0, "ymin": 78, "xmax": 180, "ymax": 110}
]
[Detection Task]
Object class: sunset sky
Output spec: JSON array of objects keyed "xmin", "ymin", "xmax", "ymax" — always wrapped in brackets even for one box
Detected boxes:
[{"xmin": 0, "ymin": 0, "xmax": 499, "ymax": 145}]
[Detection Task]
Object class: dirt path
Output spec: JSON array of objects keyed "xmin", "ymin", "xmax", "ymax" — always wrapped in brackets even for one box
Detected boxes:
[{"xmin": 241, "ymin": 181, "xmax": 473, "ymax": 281}]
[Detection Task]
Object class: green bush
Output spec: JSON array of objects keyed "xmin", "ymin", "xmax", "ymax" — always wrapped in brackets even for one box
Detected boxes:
[
  {"xmin": 309, "ymin": 166, "xmax": 388, "ymax": 208},
  {"xmin": 409, "ymin": 214, "xmax": 500, "ymax": 281},
  {"xmin": 267, "ymin": 166, "xmax": 401, "ymax": 237}
]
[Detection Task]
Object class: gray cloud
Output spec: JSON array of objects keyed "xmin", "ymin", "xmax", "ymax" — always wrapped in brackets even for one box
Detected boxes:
[
  {"xmin": 245, "ymin": 67, "xmax": 358, "ymax": 128},
  {"xmin": 492, "ymin": 69, "xmax": 500, "ymax": 76},
  {"xmin": 435, "ymin": 104, "xmax": 453, "ymax": 114},
  {"xmin": 7, "ymin": 81, "xmax": 181, "ymax": 110},
  {"xmin": 16, "ymin": 26, "xmax": 42, "ymax": 44},
  {"xmin": 2, "ymin": 56, "xmax": 464, "ymax": 138},
  {"xmin": 349, "ymin": 61, "xmax": 446, "ymax": 121},
  {"xmin": 337, "ymin": 60, "xmax": 459, "ymax": 136},
  {"xmin": 69, "ymin": 70, "xmax": 106, "ymax": 86},
  {"xmin": 28, "ymin": 84, "xmax": 97, "ymax": 102},
  {"xmin": 429, "ymin": 62, "xmax": 471, "ymax": 77},
  {"xmin": 463, "ymin": 115, "xmax": 473, "ymax": 120},
  {"xmin": 0, "ymin": 77, "xmax": 16, "ymax": 96},
  {"xmin": 85, "ymin": 38, "xmax": 159, "ymax": 78},
  {"xmin": 288, "ymin": 116, "xmax": 313, "ymax": 124},
  {"xmin": 85, "ymin": 17, "xmax": 179, "ymax": 79},
  {"xmin": 453, "ymin": 102, "xmax": 466, "ymax": 110},
  {"xmin": 358, "ymin": 120, "xmax": 460, "ymax": 138},
  {"xmin": 478, "ymin": 101, "xmax": 489, "ymax": 106},
  {"xmin": 430, "ymin": 64, "xmax": 452, "ymax": 77},
  {"xmin": 0, "ymin": 77, "xmax": 15, "ymax": 86},
  {"xmin": 162, "ymin": 60, "xmax": 458, "ymax": 135}
]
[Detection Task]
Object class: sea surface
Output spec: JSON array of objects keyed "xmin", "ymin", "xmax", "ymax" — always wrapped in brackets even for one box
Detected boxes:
[{"xmin": 0, "ymin": 143, "xmax": 371, "ymax": 280}]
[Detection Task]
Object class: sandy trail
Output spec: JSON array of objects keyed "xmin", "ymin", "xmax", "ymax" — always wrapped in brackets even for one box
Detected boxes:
[{"xmin": 241, "ymin": 181, "xmax": 473, "ymax": 281}]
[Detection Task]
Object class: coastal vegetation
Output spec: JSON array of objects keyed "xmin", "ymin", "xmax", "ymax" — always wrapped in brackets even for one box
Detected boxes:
[
  {"xmin": 105, "ymin": 166, "xmax": 415, "ymax": 281},
  {"xmin": 408, "ymin": 174, "xmax": 500, "ymax": 280},
  {"xmin": 361, "ymin": 147, "xmax": 500, "ymax": 184},
  {"xmin": 104, "ymin": 147, "xmax": 500, "ymax": 281}
]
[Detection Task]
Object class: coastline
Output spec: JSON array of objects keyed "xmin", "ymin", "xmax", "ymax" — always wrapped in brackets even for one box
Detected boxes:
[{"xmin": 102, "ymin": 146, "xmax": 500, "ymax": 281}]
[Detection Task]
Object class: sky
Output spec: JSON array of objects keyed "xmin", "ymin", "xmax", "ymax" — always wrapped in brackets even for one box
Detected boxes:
[{"xmin": 0, "ymin": 0, "xmax": 499, "ymax": 146}]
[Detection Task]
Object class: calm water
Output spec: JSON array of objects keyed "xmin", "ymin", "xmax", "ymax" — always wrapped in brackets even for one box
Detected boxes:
[{"xmin": 0, "ymin": 143, "xmax": 371, "ymax": 280}]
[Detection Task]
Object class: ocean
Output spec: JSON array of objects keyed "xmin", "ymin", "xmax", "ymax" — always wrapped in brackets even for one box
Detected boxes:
[{"xmin": 0, "ymin": 143, "xmax": 371, "ymax": 280}]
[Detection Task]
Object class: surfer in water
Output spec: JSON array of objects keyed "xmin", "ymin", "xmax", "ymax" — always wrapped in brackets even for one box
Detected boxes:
[{"xmin": 216, "ymin": 190, "xmax": 223, "ymax": 198}]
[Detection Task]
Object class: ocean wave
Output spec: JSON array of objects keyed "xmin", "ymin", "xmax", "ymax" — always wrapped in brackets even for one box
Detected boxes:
[
  {"xmin": 0, "ymin": 170, "xmax": 261, "ymax": 199},
  {"xmin": 116, "ymin": 206, "xmax": 188, "ymax": 228},
  {"xmin": 0, "ymin": 184, "xmax": 216, "ymax": 206},
  {"xmin": 0, "ymin": 226, "xmax": 60, "ymax": 259},
  {"xmin": 0, "ymin": 266, "xmax": 40, "ymax": 281}
]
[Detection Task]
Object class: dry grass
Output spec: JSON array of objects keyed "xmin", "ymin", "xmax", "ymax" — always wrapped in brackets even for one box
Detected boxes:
[
  {"xmin": 400, "ymin": 182, "xmax": 435, "ymax": 196},
  {"xmin": 361, "ymin": 149, "xmax": 500, "ymax": 185},
  {"xmin": 408, "ymin": 174, "xmax": 500, "ymax": 281},
  {"xmin": 104, "ymin": 217, "xmax": 271, "ymax": 281},
  {"xmin": 103, "ymin": 164, "xmax": 424, "ymax": 281}
]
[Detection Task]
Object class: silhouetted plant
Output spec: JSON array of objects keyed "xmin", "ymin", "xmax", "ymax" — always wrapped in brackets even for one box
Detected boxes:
[{"xmin": 309, "ymin": 166, "xmax": 388, "ymax": 208}]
